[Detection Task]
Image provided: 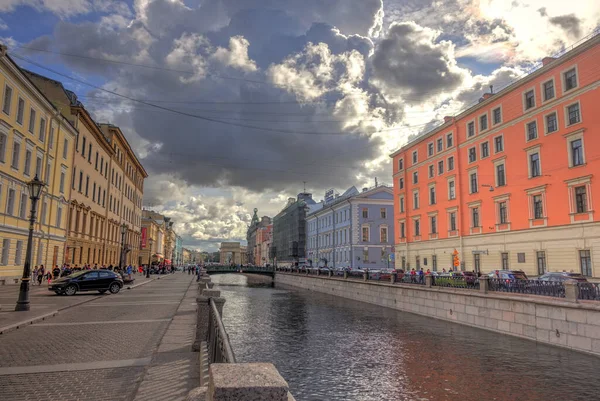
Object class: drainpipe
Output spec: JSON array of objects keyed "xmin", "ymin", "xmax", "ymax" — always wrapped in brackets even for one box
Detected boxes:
[
  {"xmin": 348, "ymin": 199, "xmax": 353, "ymax": 269},
  {"xmin": 331, "ymin": 205, "xmax": 336, "ymax": 268},
  {"xmin": 451, "ymin": 117, "xmax": 465, "ymax": 271}
]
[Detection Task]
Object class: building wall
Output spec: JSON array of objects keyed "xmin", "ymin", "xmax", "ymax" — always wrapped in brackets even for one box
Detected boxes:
[
  {"xmin": 275, "ymin": 273, "xmax": 600, "ymax": 356},
  {"xmin": 392, "ymin": 34, "xmax": 600, "ymax": 277},
  {"xmin": 0, "ymin": 52, "xmax": 76, "ymax": 277}
]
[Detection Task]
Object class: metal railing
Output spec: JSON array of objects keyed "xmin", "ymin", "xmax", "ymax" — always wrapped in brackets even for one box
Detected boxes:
[
  {"xmin": 207, "ymin": 298, "xmax": 236, "ymax": 364},
  {"xmin": 489, "ymin": 279, "xmax": 565, "ymax": 298},
  {"xmin": 395, "ymin": 273, "xmax": 426, "ymax": 285},
  {"xmin": 577, "ymin": 282, "xmax": 600, "ymax": 301},
  {"xmin": 433, "ymin": 276, "xmax": 479, "ymax": 289}
]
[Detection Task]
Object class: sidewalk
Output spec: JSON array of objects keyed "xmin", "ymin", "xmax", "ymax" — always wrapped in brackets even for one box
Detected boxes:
[{"xmin": 0, "ymin": 273, "xmax": 157, "ymax": 333}]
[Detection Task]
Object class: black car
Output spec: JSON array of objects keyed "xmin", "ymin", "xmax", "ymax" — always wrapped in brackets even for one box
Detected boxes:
[{"xmin": 49, "ymin": 270, "xmax": 123, "ymax": 296}]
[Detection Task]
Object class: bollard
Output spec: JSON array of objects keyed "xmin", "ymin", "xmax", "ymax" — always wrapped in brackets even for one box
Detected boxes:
[
  {"xmin": 564, "ymin": 281, "xmax": 578, "ymax": 303},
  {"xmin": 479, "ymin": 276, "xmax": 489, "ymax": 294},
  {"xmin": 425, "ymin": 275, "xmax": 433, "ymax": 288},
  {"xmin": 328, "ymin": 270, "xmax": 332, "ymax": 278},
  {"xmin": 391, "ymin": 272, "xmax": 396, "ymax": 284},
  {"xmin": 343, "ymin": 270, "xmax": 348, "ymax": 279},
  {"xmin": 363, "ymin": 271, "xmax": 368, "ymax": 281}
]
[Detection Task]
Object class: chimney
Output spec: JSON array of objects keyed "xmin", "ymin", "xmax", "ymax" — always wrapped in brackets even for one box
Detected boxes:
[
  {"xmin": 478, "ymin": 93, "xmax": 494, "ymax": 103},
  {"xmin": 542, "ymin": 57, "xmax": 556, "ymax": 66},
  {"xmin": 444, "ymin": 116, "xmax": 453, "ymax": 124}
]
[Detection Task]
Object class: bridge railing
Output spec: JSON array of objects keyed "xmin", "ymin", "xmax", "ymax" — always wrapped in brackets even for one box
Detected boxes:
[{"xmin": 207, "ymin": 297, "xmax": 236, "ymax": 364}]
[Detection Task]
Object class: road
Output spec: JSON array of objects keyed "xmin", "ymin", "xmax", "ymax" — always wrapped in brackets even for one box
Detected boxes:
[{"xmin": 0, "ymin": 273, "xmax": 198, "ymax": 401}]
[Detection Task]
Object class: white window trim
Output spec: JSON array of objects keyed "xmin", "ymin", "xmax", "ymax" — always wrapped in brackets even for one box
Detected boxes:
[
  {"xmin": 493, "ymin": 133, "xmax": 504, "ymax": 154},
  {"xmin": 522, "ymin": 86, "xmax": 536, "ymax": 112},
  {"xmin": 15, "ymin": 97, "xmax": 24, "ymax": 126},
  {"xmin": 526, "ymin": 185, "xmax": 548, "ymax": 227},
  {"xmin": 541, "ymin": 77, "xmax": 556, "ymax": 103},
  {"xmin": 411, "ymin": 215, "xmax": 421, "ymax": 240},
  {"xmin": 447, "ymin": 175, "xmax": 456, "ymax": 200},
  {"xmin": 492, "ymin": 105, "xmax": 503, "ymax": 126},
  {"xmin": 468, "ymin": 146, "xmax": 477, "ymax": 164},
  {"xmin": 379, "ymin": 225, "xmax": 388, "ymax": 243},
  {"xmin": 412, "ymin": 189, "xmax": 420, "ymax": 210},
  {"xmin": 480, "ymin": 141, "xmax": 490, "ymax": 159},
  {"xmin": 361, "ymin": 224, "xmax": 370, "ymax": 242},
  {"xmin": 565, "ymin": 175, "xmax": 593, "ymax": 223},
  {"xmin": 413, "ymin": 171, "xmax": 418, "ymax": 184},
  {"xmin": 2, "ymin": 84, "xmax": 12, "ymax": 116},
  {"xmin": 436, "ymin": 137, "xmax": 444, "ymax": 153},
  {"xmin": 564, "ymin": 100, "xmax": 582, "ymax": 128},
  {"xmin": 412, "ymin": 150, "xmax": 418, "ymax": 165},
  {"xmin": 428, "ymin": 164, "xmax": 435, "ymax": 178},
  {"xmin": 493, "ymin": 193, "xmax": 511, "ymax": 231},
  {"xmin": 564, "ymin": 129, "xmax": 585, "ymax": 168},
  {"xmin": 398, "ymin": 157, "xmax": 404, "ymax": 171},
  {"xmin": 467, "ymin": 200, "xmax": 482, "ymax": 234},
  {"xmin": 525, "ymin": 145, "xmax": 542, "ymax": 179},
  {"xmin": 525, "ymin": 119, "xmax": 539, "ymax": 142},
  {"xmin": 467, "ymin": 166, "xmax": 479, "ymax": 195},
  {"xmin": 543, "ymin": 110, "xmax": 559, "ymax": 135},
  {"xmin": 447, "ymin": 155, "xmax": 455, "ymax": 171},
  {"xmin": 560, "ymin": 64, "xmax": 579, "ymax": 94},
  {"xmin": 466, "ymin": 119, "xmax": 476, "ymax": 138},
  {"xmin": 28, "ymin": 107, "xmax": 37, "ymax": 134},
  {"xmin": 493, "ymin": 156, "xmax": 507, "ymax": 188},
  {"xmin": 447, "ymin": 206, "xmax": 459, "ymax": 235},
  {"xmin": 398, "ymin": 219, "xmax": 406, "ymax": 239},
  {"xmin": 428, "ymin": 182, "xmax": 436, "ymax": 205},
  {"xmin": 427, "ymin": 141, "xmax": 434, "ymax": 157},
  {"xmin": 478, "ymin": 111, "xmax": 489, "ymax": 133},
  {"xmin": 446, "ymin": 132, "xmax": 454, "ymax": 148},
  {"xmin": 399, "ymin": 195, "xmax": 405, "ymax": 213},
  {"xmin": 428, "ymin": 211, "xmax": 439, "ymax": 238},
  {"xmin": 438, "ymin": 159, "xmax": 444, "ymax": 175}
]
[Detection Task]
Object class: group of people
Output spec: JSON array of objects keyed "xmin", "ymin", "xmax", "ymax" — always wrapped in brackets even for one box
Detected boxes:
[{"xmin": 31, "ymin": 263, "xmax": 140, "ymax": 285}]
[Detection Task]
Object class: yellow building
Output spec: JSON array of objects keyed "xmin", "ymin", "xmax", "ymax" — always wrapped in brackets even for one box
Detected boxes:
[
  {"xmin": 0, "ymin": 45, "xmax": 77, "ymax": 278},
  {"xmin": 182, "ymin": 248, "xmax": 191, "ymax": 264},
  {"xmin": 140, "ymin": 212, "xmax": 163, "ymax": 267}
]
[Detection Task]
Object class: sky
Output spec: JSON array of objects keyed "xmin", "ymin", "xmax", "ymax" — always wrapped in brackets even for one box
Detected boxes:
[{"xmin": 1, "ymin": 0, "xmax": 599, "ymax": 252}]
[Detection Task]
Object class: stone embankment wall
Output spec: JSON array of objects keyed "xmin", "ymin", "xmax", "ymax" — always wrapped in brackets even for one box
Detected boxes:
[{"xmin": 275, "ymin": 273, "xmax": 600, "ymax": 356}]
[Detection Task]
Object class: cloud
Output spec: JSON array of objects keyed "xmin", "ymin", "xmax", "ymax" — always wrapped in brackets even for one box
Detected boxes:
[
  {"xmin": 0, "ymin": 0, "xmax": 131, "ymax": 18},
  {"xmin": 210, "ymin": 36, "xmax": 257, "ymax": 72},
  {"xmin": 549, "ymin": 14, "xmax": 582, "ymax": 38},
  {"xmin": 0, "ymin": 17, "xmax": 8, "ymax": 31}
]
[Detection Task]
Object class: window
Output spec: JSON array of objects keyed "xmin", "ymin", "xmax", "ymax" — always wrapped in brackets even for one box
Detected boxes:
[
  {"xmin": 437, "ymin": 138, "xmax": 443, "ymax": 152},
  {"xmin": 85, "ymin": 176, "xmax": 89, "ymax": 196},
  {"xmin": 16, "ymin": 98, "xmax": 24, "ymax": 124},
  {"xmin": 28, "ymin": 108, "xmax": 36, "ymax": 134},
  {"xmin": 446, "ymin": 133, "xmax": 453, "ymax": 148},
  {"xmin": 362, "ymin": 208, "xmax": 368, "ymax": 218},
  {"xmin": 413, "ymin": 191, "xmax": 419, "ymax": 209},
  {"xmin": 430, "ymin": 216, "xmax": 437, "ymax": 234},
  {"xmin": 530, "ymin": 153, "xmax": 540, "ymax": 177},
  {"xmin": 524, "ymin": 90, "xmax": 535, "ymax": 110},
  {"xmin": 412, "ymin": 151, "xmax": 418, "ymax": 164},
  {"xmin": 59, "ymin": 171, "xmax": 65, "ymax": 193},
  {"xmin": 56, "ymin": 206, "xmax": 63, "ymax": 228},
  {"xmin": 414, "ymin": 219, "xmax": 420, "ymax": 236},
  {"xmin": 470, "ymin": 172, "xmax": 478, "ymax": 193},
  {"xmin": 428, "ymin": 165, "xmax": 434, "ymax": 178},
  {"xmin": 579, "ymin": 250, "xmax": 592, "ymax": 277},
  {"xmin": 564, "ymin": 68, "xmax": 578, "ymax": 91},
  {"xmin": 575, "ymin": 186, "xmax": 587, "ymax": 213},
  {"xmin": 545, "ymin": 112, "xmax": 558, "ymax": 134},
  {"xmin": 2, "ymin": 85, "xmax": 12, "ymax": 115},
  {"xmin": 41, "ymin": 201, "xmax": 47, "ymax": 224},
  {"xmin": 398, "ymin": 158, "xmax": 404, "ymax": 170},
  {"xmin": 437, "ymin": 160, "xmax": 444, "ymax": 175},
  {"xmin": 6, "ymin": 188, "xmax": 15, "ymax": 215},
  {"xmin": 449, "ymin": 212, "xmax": 456, "ymax": 231},
  {"xmin": 362, "ymin": 226, "xmax": 369, "ymax": 242},
  {"xmin": 19, "ymin": 192, "xmax": 27, "ymax": 219},
  {"xmin": 380, "ymin": 227, "xmax": 388, "ymax": 242},
  {"xmin": 48, "ymin": 126, "xmax": 54, "ymax": 149},
  {"xmin": 533, "ymin": 195, "xmax": 543, "ymax": 219},
  {"xmin": 481, "ymin": 142, "xmax": 489, "ymax": 158},
  {"xmin": 543, "ymin": 80, "xmax": 555, "ymax": 101},
  {"xmin": 467, "ymin": 121, "xmax": 475, "ymax": 137},
  {"xmin": 15, "ymin": 240, "xmax": 23, "ymax": 265},
  {"xmin": 400, "ymin": 222, "xmax": 405, "ymax": 238},
  {"xmin": 492, "ymin": 107, "xmax": 502, "ymax": 125},
  {"xmin": 399, "ymin": 196, "xmax": 405, "ymax": 213},
  {"xmin": 413, "ymin": 171, "xmax": 418, "ymax": 184},
  {"xmin": 474, "ymin": 254, "xmax": 481, "ymax": 274},
  {"xmin": 501, "ymin": 252, "xmax": 509, "ymax": 269},
  {"xmin": 35, "ymin": 156, "xmax": 42, "ymax": 178},
  {"xmin": 81, "ymin": 137, "xmax": 86, "ymax": 157},
  {"xmin": 468, "ymin": 147, "xmax": 476, "ymax": 162},
  {"xmin": 567, "ymin": 103, "xmax": 581, "ymax": 125},
  {"xmin": 78, "ymin": 171, "xmax": 83, "ymax": 192},
  {"xmin": 1, "ymin": 239, "xmax": 9, "ymax": 265},
  {"xmin": 472, "ymin": 207, "xmax": 480, "ymax": 227},
  {"xmin": 92, "ymin": 182, "xmax": 97, "ymax": 202},
  {"xmin": 494, "ymin": 136, "xmax": 503, "ymax": 153},
  {"xmin": 527, "ymin": 121, "xmax": 537, "ymax": 141},
  {"xmin": 24, "ymin": 149, "xmax": 32, "ymax": 176},
  {"xmin": 11, "ymin": 141, "xmax": 20, "ymax": 169},
  {"xmin": 432, "ymin": 255, "xmax": 437, "ymax": 271},
  {"xmin": 95, "ymin": 152, "xmax": 99, "ymax": 170},
  {"xmin": 88, "ymin": 144, "xmax": 92, "ymax": 162},
  {"xmin": 537, "ymin": 251, "xmax": 546, "ymax": 275},
  {"xmin": 429, "ymin": 186, "xmax": 436, "ymax": 205},
  {"xmin": 570, "ymin": 138, "xmax": 584, "ymax": 166},
  {"xmin": 498, "ymin": 202, "xmax": 507, "ymax": 224},
  {"xmin": 399, "ymin": 178, "xmax": 404, "ymax": 189},
  {"xmin": 63, "ymin": 139, "xmax": 69, "ymax": 159},
  {"xmin": 448, "ymin": 156, "xmax": 454, "ymax": 171},
  {"xmin": 479, "ymin": 114, "xmax": 488, "ymax": 131},
  {"xmin": 496, "ymin": 163, "xmax": 506, "ymax": 186},
  {"xmin": 39, "ymin": 118, "xmax": 46, "ymax": 142},
  {"xmin": 428, "ymin": 143, "xmax": 434, "ymax": 156},
  {"xmin": 380, "ymin": 208, "xmax": 387, "ymax": 219},
  {"xmin": 448, "ymin": 180, "xmax": 456, "ymax": 200}
]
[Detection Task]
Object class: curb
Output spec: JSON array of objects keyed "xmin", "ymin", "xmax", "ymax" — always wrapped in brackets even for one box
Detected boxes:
[{"xmin": 0, "ymin": 310, "xmax": 59, "ymax": 334}]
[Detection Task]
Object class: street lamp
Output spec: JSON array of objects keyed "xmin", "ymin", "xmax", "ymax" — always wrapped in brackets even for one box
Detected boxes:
[
  {"xmin": 15, "ymin": 175, "xmax": 45, "ymax": 312},
  {"xmin": 119, "ymin": 223, "xmax": 127, "ymax": 272},
  {"xmin": 146, "ymin": 238, "xmax": 154, "ymax": 278}
]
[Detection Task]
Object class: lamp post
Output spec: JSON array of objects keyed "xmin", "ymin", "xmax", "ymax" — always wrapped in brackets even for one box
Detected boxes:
[
  {"xmin": 15, "ymin": 175, "xmax": 45, "ymax": 312},
  {"xmin": 119, "ymin": 223, "xmax": 127, "ymax": 272},
  {"xmin": 146, "ymin": 238, "xmax": 153, "ymax": 278}
]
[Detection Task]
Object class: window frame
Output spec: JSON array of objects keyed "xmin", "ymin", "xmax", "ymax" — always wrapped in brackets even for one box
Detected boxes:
[
  {"xmin": 565, "ymin": 101, "xmax": 582, "ymax": 127},
  {"xmin": 436, "ymin": 137, "xmax": 443, "ymax": 153},
  {"xmin": 561, "ymin": 66, "xmax": 579, "ymax": 93},
  {"xmin": 16, "ymin": 97, "xmax": 25, "ymax": 125},
  {"xmin": 493, "ymin": 134, "xmax": 504, "ymax": 154},
  {"xmin": 528, "ymin": 149, "xmax": 541, "ymax": 178},
  {"xmin": 543, "ymin": 111, "xmax": 558, "ymax": 135},
  {"xmin": 541, "ymin": 78, "xmax": 556, "ymax": 102},
  {"xmin": 2, "ymin": 84, "xmax": 12, "ymax": 116},
  {"xmin": 523, "ymin": 88, "xmax": 536, "ymax": 111},
  {"xmin": 427, "ymin": 142, "xmax": 434, "ymax": 157},
  {"xmin": 428, "ymin": 164, "xmax": 434, "ymax": 178},
  {"xmin": 566, "ymin": 130, "xmax": 585, "ymax": 168},
  {"xmin": 468, "ymin": 146, "xmax": 477, "ymax": 163},
  {"xmin": 412, "ymin": 150, "xmax": 418, "ymax": 164},
  {"xmin": 398, "ymin": 178, "xmax": 404, "ymax": 190},
  {"xmin": 446, "ymin": 132, "xmax": 454, "ymax": 148},
  {"xmin": 447, "ymin": 177, "xmax": 456, "ymax": 200},
  {"xmin": 480, "ymin": 141, "xmax": 489, "ymax": 159},
  {"xmin": 413, "ymin": 189, "xmax": 420, "ymax": 210},
  {"xmin": 413, "ymin": 171, "xmax": 418, "ymax": 184},
  {"xmin": 469, "ymin": 170, "xmax": 478, "ymax": 194},
  {"xmin": 494, "ymin": 159, "xmax": 506, "ymax": 187},
  {"xmin": 28, "ymin": 107, "xmax": 36, "ymax": 134},
  {"xmin": 525, "ymin": 120, "xmax": 538, "ymax": 142},
  {"xmin": 478, "ymin": 112, "xmax": 489, "ymax": 133},
  {"xmin": 437, "ymin": 160, "xmax": 444, "ymax": 175},
  {"xmin": 492, "ymin": 106, "xmax": 502, "ymax": 126},
  {"xmin": 466, "ymin": 120, "xmax": 476, "ymax": 138},
  {"xmin": 447, "ymin": 156, "xmax": 454, "ymax": 171},
  {"xmin": 398, "ymin": 158, "xmax": 404, "ymax": 171}
]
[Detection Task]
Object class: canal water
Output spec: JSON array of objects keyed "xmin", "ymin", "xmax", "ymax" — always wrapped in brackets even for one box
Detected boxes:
[{"xmin": 211, "ymin": 274, "xmax": 600, "ymax": 401}]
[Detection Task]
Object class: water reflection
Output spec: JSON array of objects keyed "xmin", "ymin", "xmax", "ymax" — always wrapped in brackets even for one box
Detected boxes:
[{"xmin": 211, "ymin": 274, "xmax": 600, "ymax": 401}]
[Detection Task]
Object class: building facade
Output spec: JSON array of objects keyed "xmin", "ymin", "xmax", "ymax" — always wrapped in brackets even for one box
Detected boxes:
[
  {"xmin": 271, "ymin": 193, "xmax": 315, "ymax": 266},
  {"xmin": 256, "ymin": 223, "xmax": 273, "ymax": 266},
  {"xmin": 246, "ymin": 209, "xmax": 272, "ymax": 265},
  {"xmin": 140, "ymin": 211, "xmax": 163, "ymax": 267},
  {"xmin": 0, "ymin": 47, "xmax": 77, "ymax": 277},
  {"xmin": 306, "ymin": 186, "xmax": 395, "ymax": 269},
  {"xmin": 174, "ymin": 235, "xmax": 183, "ymax": 266},
  {"xmin": 391, "ymin": 34, "xmax": 600, "ymax": 277}
]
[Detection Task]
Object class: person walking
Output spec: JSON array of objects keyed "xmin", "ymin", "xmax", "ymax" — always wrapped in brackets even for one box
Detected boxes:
[
  {"xmin": 52, "ymin": 265, "xmax": 60, "ymax": 280},
  {"xmin": 126, "ymin": 264, "xmax": 133, "ymax": 280},
  {"xmin": 32, "ymin": 266, "xmax": 39, "ymax": 285},
  {"xmin": 38, "ymin": 265, "xmax": 45, "ymax": 286}
]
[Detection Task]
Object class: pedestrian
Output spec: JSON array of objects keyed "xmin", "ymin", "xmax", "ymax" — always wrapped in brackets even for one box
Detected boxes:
[
  {"xmin": 52, "ymin": 265, "xmax": 60, "ymax": 279},
  {"xmin": 46, "ymin": 269, "xmax": 52, "ymax": 285},
  {"xmin": 126, "ymin": 264, "xmax": 133, "ymax": 280},
  {"xmin": 410, "ymin": 268, "xmax": 416, "ymax": 283},
  {"xmin": 32, "ymin": 266, "xmax": 39, "ymax": 285},
  {"xmin": 38, "ymin": 265, "xmax": 45, "ymax": 286}
]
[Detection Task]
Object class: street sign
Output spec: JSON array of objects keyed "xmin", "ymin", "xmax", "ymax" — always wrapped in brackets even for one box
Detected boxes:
[{"xmin": 453, "ymin": 249, "xmax": 460, "ymax": 267}]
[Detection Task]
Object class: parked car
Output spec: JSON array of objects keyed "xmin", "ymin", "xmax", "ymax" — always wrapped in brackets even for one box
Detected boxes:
[
  {"xmin": 487, "ymin": 270, "xmax": 529, "ymax": 291},
  {"xmin": 537, "ymin": 272, "xmax": 588, "ymax": 282},
  {"xmin": 488, "ymin": 270, "xmax": 529, "ymax": 280},
  {"xmin": 49, "ymin": 270, "xmax": 123, "ymax": 296}
]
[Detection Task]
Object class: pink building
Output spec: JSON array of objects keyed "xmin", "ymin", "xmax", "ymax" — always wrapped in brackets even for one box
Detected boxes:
[{"xmin": 255, "ymin": 224, "xmax": 273, "ymax": 266}]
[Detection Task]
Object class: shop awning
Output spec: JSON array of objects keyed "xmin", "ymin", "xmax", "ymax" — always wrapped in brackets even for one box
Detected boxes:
[
  {"xmin": 153, "ymin": 253, "xmax": 164, "ymax": 259},
  {"xmin": 164, "ymin": 259, "xmax": 172, "ymax": 265}
]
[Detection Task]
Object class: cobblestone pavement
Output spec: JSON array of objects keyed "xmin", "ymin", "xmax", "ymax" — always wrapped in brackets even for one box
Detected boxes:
[{"xmin": 0, "ymin": 274, "xmax": 196, "ymax": 401}]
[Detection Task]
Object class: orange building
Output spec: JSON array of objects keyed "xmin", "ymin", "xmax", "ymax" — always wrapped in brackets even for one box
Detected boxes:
[{"xmin": 391, "ymin": 34, "xmax": 600, "ymax": 277}]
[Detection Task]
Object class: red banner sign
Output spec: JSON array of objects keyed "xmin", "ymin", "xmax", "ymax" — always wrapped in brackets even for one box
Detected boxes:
[{"xmin": 141, "ymin": 227, "xmax": 147, "ymax": 249}]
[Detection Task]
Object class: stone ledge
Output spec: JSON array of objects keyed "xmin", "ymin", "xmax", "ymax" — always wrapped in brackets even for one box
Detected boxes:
[{"xmin": 209, "ymin": 363, "xmax": 289, "ymax": 401}]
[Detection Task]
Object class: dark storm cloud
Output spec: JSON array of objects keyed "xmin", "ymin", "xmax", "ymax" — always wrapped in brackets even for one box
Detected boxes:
[
  {"xmin": 549, "ymin": 14, "xmax": 582, "ymax": 38},
  {"xmin": 370, "ymin": 22, "xmax": 465, "ymax": 103}
]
